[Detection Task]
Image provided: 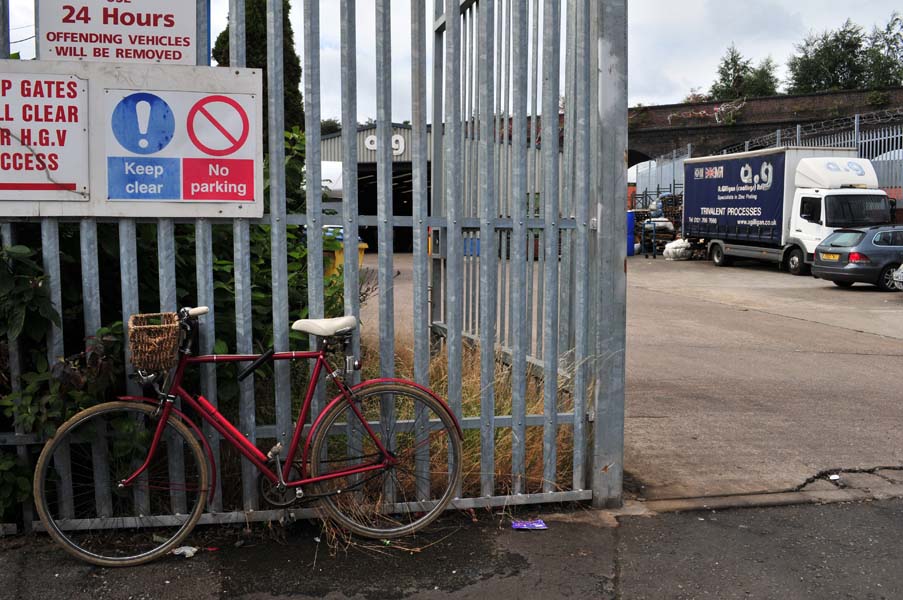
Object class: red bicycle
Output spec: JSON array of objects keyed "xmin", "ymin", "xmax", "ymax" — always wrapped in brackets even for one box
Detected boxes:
[{"xmin": 33, "ymin": 307, "xmax": 463, "ymax": 567}]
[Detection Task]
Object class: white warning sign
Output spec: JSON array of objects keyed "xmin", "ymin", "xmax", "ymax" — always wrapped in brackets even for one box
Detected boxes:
[
  {"xmin": 0, "ymin": 73, "xmax": 89, "ymax": 201},
  {"xmin": 38, "ymin": 0, "xmax": 196, "ymax": 65},
  {"xmin": 0, "ymin": 61, "xmax": 262, "ymax": 219}
]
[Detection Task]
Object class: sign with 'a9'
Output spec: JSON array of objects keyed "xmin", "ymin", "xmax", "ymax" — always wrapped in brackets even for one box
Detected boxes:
[{"xmin": 38, "ymin": 0, "xmax": 197, "ymax": 65}]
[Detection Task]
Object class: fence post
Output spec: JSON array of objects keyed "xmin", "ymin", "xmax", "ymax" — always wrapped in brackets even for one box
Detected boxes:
[
  {"xmin": 266, "ymin": 0, "xmax": 292, "ymax": 443},
  {"xmin": 854, "ymin": 114, "xmax": 861, "ymax": 154},
  {"xmin": 687, "ymin": 143, "xmax": 692, "ymax": 159},
  {"xmin": 0, "ymin": 0, "xmax": 8, "ymax": 58},
  {"xmin": 796, "ymin": 124, "xmax": 802, "ymax": 145},
  {"xmin": 744, "ymin": 141, "xmax": 750, "ymax": 152},
  {"xmin": 671, "ymin": 149, "xmax": 677, "ymax": 191},
  {"xmin": 590, "ymin": 0, "xmax": 627, "ymax": 508},
  {"xmin": 775, "ymin": 128, "xmax": 781, "ymax": 147}
]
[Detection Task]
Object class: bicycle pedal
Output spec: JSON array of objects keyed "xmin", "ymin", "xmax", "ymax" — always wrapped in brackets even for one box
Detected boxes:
[{"xmin": 267, "ymin": 442, "xmax": 284, "ymax": 459}]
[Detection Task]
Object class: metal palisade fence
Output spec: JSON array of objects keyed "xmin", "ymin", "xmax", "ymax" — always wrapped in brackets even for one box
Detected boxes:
[
  {"xmin": 636, "ymin": 109, "xmax": 903, "ymax": 205},
  {"xmin": 0, "ymin": 0, "xmax": 627, "ymax": 530}
]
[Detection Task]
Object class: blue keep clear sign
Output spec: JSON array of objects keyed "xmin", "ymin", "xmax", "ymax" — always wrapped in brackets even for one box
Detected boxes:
[{"xmin": 107, "ymin": 93, "xmax": 180, "ymax": 200}]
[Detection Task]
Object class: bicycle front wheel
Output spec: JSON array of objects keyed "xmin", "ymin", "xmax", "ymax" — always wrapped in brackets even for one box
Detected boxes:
[
  {"xmin": 310, "ymin": 382, "xmax": 462, "ymax": 538},
  {"xmin": 33, "ymin": 401, "xmax": 209, "ymax": 567}
]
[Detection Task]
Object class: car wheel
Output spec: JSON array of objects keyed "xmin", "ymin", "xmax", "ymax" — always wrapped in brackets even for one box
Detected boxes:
[
  {"xmin": 787, "ymin": 248, "xmax": 809, "ymax": 276},
  {"xmin": 711, "ymin": 244, "xmax": 731, "ymax": 267},
  {"xmin": 832, "ymin": 281, "xmax": 854, "ymax": 288},
  {"xmin": 878, "ymin": 264, "xmax": 900, "ymax": 292}
]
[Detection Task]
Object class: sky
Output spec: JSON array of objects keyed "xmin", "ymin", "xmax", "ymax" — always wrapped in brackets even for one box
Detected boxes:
[{"xmin": 7, "ymin": 1, "xmax": 902, "ymax": 119}]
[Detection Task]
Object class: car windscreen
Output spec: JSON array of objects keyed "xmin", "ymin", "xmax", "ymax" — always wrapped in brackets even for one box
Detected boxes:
[
  {"xmin": 824, "ymin": 194, "xmax": 890, "ymax": 228},
  {"xmin": 822, "ymin": 231, "xmax": 865, "ymax": 247}
]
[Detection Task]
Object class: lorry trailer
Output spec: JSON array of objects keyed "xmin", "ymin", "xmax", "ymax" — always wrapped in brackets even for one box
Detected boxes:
[{"xmin": 682, "ymin": 147, "xmax": 891, "ymax": 275}]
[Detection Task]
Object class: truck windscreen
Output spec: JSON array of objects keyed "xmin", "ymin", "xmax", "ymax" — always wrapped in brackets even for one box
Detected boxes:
[{"xmin": 824, "ymin": 195, "xmax": 890, "ymax": 227}]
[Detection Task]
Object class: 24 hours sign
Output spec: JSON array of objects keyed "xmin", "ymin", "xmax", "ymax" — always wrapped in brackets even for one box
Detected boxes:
[
  {"xmin": 106, "ymin": 90, "xmax": 256, "ymax": 203},
  {"xmin": 38, "ymin": 0, "xmax": 196, "ymax": 65}
]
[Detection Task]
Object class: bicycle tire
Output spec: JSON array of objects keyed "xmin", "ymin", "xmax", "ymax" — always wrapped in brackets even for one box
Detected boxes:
[
  {"xmin": 309, "ymin": 382, "xmax": 462, "ymax": 539},
  {"xmin": 33, "ymin": 401, "xmax": 209, "ymax": 567}
]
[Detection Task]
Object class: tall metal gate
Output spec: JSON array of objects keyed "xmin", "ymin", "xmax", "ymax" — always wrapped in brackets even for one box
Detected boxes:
[{"xmin": 0, "ymin": 0, "xmax": 627, "ymax": 530}]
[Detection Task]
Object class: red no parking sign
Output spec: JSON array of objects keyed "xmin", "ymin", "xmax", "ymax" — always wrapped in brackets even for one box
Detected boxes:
[
  {"xmin": 186, "ymin": 96, "xmax": 251, "ymax": 156},
  {"xmin": 182, "ymin": 95, "xmax": 254, "ymax": 201}
]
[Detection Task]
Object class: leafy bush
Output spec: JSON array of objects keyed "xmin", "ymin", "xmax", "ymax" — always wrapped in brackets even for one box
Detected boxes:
[
  {"xmin": 0, "ymin": 245, "xmax": 60, "ymax": 343},
  {"xmin": 0, "ymin": 451, "xmax": 30, "ymax": 523}
]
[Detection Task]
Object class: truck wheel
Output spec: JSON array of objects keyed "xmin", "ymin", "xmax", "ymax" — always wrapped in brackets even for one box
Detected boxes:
[
  {"xmin": 787, "ymin": 248, "xmax": 809, "ymax": 276},
  {"xmin": 878, "ymin": 264, "xmax": 900, "ymax": 292},
  {"xmin": 711, "ymin": 244, "xmax": 731, "ymax": 267}
]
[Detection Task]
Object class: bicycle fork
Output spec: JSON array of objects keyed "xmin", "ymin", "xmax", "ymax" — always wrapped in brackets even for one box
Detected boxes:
[{"xmin": 118, "ymin": 399, "xmax": 175, "ymax": 488}]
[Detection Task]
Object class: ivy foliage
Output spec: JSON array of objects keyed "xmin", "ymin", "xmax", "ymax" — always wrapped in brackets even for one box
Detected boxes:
[{"xmin": 0, "ymin": 245, "xmax": 60, "ymax": 343}]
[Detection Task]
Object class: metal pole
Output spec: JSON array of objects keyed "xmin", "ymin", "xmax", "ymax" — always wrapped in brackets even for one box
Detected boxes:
[
  {"xmin": 854, "ymin": 114, "xmax": 861, "ymax": 155},
  {"xmin": 376, "ymin": 0, "xmax": 395, "ymax": 380},
  {"xmin": 591, "ymin": 0, "xmax": 627, "ymax": 508},
  {"xmin": 510, "ymin": 0, "xmax": 528, "ymax": 495},
  {"xmin": 571, "ymin": 0, "xmax": 591, "ymax": 491},
  {"xmin": 540, "ymin": 0, "xmax": 562, "ymax": 493},
  {"xmin": 267, "ymin": 0, "xmax": 291, "ymax": 442},
  {"xmin": 342, "ymin": 0, "xmax": 362, "ymax": 386},
  {"xmin": 430, "ymin": 0, "xmax": 445, "ymax": 332},
  {"xmin": 303, "ymin": 0, "xmax": 326, "ymax": 415},
  {"xmin": 228, "ymin": 0, "xmax": 256, "ymax": 512},
  {"xmin": 477, "ymin": 0, "xmax": 497, "ymax": 498},
  {"xmin": 0, "ymin": 0, "xmax": 9, "ymax": 58},
  {"xmin": 444, "ymin": 0, "xmax": 463, "ymax": 422}
]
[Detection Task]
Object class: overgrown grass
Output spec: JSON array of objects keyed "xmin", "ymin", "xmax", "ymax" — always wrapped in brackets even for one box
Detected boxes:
[{"xmin": 361, "ymin": 342, "xmax": 576, "ymax": 498}]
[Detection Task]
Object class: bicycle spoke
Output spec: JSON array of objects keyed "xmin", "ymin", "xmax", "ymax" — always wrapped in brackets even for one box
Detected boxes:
[{"xmin": 35, "ymin": 403, "xmax": 208, "ymax": 566}]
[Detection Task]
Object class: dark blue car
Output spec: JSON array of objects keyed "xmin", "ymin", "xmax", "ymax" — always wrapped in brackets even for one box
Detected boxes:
[{"xmin": 812, "ymin": 226, "xmax": 903, "ymax": 291}]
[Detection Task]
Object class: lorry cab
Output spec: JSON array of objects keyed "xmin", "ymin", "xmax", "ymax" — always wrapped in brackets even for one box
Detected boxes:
[{"xmin": 788, "ymin": 158, "xmax": 891, "ymax": 267}]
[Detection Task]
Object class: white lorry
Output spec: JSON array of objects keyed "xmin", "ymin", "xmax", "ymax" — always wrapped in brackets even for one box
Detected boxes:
[{"xmin": 682, "ymin": 147, "xmax": 892, "ymax": 275}]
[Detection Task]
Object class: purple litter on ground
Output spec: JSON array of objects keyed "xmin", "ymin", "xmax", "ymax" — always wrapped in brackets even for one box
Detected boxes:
[{"xmin": 511, "ymin": 519, "xmax": 548, "ymax": 530}]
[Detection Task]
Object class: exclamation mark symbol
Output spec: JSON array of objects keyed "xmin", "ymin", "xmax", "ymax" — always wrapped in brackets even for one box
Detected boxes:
[{"xmin": 136, "ymin": 100, "xmax": 150, "ymax": 149}]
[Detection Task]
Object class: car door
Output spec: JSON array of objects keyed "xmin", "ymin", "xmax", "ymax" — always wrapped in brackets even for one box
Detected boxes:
[
  {"xmin": 891, "ymin": 231, "xmax": 903, "ymax": 266},
  {"xmin": 796, "ymin": 196, "xmax": 824, "ymax": 254}
]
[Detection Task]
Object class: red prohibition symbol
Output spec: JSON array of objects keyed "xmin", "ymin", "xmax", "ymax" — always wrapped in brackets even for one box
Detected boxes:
[{"xmin": 186, "ymin": 95, "xmax": 250, "ymax": 157}]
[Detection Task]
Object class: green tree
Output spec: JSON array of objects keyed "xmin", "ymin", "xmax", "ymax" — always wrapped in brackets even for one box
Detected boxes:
[
  {"xmin": 710, "ymin": 45, "xmax": 779, "ymax": 100},
  {"xmin": 787, "ymin": 19, "xmax": 868, "ymax": 93},
  {"xmin": 864, "ymin": 12, "xmax": 903, "ymax": 88},
  {"xmin": 321, "ymin": 118, "xmax": 342, "ymax": 135},
  {"xmin": 710, "ymin": 44, "xmax": 751, "ymax": 101},
  {"xmin": 212, "ymin": 0, "xmax": 305, "ymax": 142},
  {"xmin": 745, "ymin": 57, "xmax": 780, "ymax": 98}
]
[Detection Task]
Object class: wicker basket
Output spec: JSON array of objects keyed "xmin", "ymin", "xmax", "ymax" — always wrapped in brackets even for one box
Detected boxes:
[{"xmin": 128, "ymin": 312, "xmax": 180, "ymax": 371}]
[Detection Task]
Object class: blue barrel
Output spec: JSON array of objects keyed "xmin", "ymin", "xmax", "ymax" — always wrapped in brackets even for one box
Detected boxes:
[{"xmin": 626, "ymin": 211, "xmax": 636, "ymax": 256}]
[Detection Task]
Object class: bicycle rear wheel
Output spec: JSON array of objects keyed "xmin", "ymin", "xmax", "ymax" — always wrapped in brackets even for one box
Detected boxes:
[
  {"xmin": 310, "ymin": 382, "xmax": 462, "ymax": 538},
  {"xmin": 33, "ymin": 401, "xmax": 209, "ymax": 567}
]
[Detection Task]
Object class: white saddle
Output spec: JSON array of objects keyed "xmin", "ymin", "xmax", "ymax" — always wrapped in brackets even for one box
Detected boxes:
[{"xmin": 290, "ymin": 316, "xmax": 358, "ymax": 337}]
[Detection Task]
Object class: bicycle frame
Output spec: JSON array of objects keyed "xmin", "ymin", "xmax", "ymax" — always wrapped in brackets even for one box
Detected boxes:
[{"xmin": 120, "ymin": 347, "xmax": 394, "ymax": 491}]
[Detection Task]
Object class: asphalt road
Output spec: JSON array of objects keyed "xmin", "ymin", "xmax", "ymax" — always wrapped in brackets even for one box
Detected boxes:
[
  {"xmin": 3, "ymin": 499, "xmax": 903, "ymax": 599},
  {"xmin": 360, "ymin": 253, "xmax": 903, "ymax": 499},
  {"xmin": 626, "ymin": 257, "xmax": 903, "ymax": 499}
]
